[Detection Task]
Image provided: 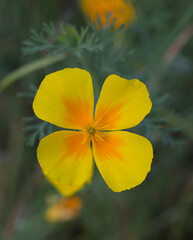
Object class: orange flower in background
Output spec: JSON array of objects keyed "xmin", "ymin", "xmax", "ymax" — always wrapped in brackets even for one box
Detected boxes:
[
  {"xmin": 33, "ymin": 68, "xmax": 153, "ymax": 195},
  {"xmin": 45, "ymin": 196, "xmax": 82, "ymax": 222},
  {"xmin": 79, "ymin": 0, "xmax": 136, "ymax": 29}
]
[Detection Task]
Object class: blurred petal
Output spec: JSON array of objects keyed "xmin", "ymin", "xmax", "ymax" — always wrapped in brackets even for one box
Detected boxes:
[
  {"xmin": 45, "ymin": 196, "xmax": 82, "ymax": 222},
  {"xmin": 37, "ymin": 131, "xmax": 93, "ymax": 186},
  {"xmin": 47, "ymin": 176, "xmax": 84, "ymax": 197},
  {"xmin": 94, "ymin": 75, "xmax": 152, "ymax": 130},
  {"xmin": 33, "ymin": 68, "xmax": 94, "ymax": 130},
  {"xmin": 79, "ymin": 0, "xmax": 136, "ymax": 29},
  {"xmin": 92, "ymin": 131, "xmax": 153, "ymax": 192}
]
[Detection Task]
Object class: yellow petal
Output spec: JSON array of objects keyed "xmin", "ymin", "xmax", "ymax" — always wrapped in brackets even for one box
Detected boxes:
[
  {"xmin": 94, "ymin": 75, "xmax": 152, "ymax": 130},
  {"xmin": 37, "ymin": 131, "xmax": 93, "ymax": 186},
  {"xmin": 33, "ymin": 68, "xmax": 94, "ymax": 130},
  {"xmin": 92, "ymin": 131, "xmax": 153, "ymax": 192},
  {"xmin": 45, "ymin": 196, "xmax": 82, "ymax": 222},
  {"xmin": 47, "ymin": 176, "xmax": 84, "ymax": 197}
]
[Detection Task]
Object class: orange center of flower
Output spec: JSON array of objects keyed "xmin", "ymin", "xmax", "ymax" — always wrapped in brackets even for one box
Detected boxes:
[{"xmin": 83, "ymin": 125, "xmax": 105, "ymax": 143}]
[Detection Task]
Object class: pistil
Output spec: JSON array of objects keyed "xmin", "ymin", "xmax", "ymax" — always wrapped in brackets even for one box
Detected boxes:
[{"xmin": 87, "ymin": 126, "xmax": 95, "ymax": 134}]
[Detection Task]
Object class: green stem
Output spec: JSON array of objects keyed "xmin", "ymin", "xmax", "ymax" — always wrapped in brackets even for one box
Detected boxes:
[{"xmin": 0, "ymin": 53, "xmax": 64, "ymax": 91}]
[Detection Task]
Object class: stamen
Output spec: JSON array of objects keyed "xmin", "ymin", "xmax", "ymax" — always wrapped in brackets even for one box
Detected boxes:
[
  {"xmin": 82, "ymin": 133, "xmax": 91, "ymax": 144},
  {"xmin": 94, "ymin": 131, "xmax": 105, "ymax": 142}
]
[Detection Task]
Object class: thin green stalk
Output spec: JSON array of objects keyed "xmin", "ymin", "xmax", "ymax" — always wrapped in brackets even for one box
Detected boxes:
[{"xmin": 0, "ymin": 53, "xmax": 64, "ymax": 91}]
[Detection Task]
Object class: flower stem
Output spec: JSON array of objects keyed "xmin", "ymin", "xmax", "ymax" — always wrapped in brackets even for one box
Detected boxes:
[{"xmin": 0, "ymin": 53, "xmax": 64, "ymax": 91}]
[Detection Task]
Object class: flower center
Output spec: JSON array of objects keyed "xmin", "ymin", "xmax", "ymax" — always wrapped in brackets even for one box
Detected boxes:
[
  {"xmin": 82, "ymin": 125, "xmax": 105, "ymax": 144},
  {"xmin": 87, "ymin": 126, "xmax": 95, "ymax": 134}
]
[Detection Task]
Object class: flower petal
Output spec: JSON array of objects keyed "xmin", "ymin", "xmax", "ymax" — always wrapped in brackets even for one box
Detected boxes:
[
  {"xmin": 79, "ymin": 0, "xmax": 136, "ymax": 29},
  {"xmin": 47, "ymin": 176, "xmax": 84, "ymax": 197},
  {"xmin": 37, "ymin": 131, "xmax": 93, "ymax": 186},
  {"xmin": 94, "ymin": 75, "xmax": 152, "ymax": 130},
  {"xmin": 33, "ymin": 68, "xmax": 94, "ymax": 129},
  {"xmin": 92, "ymin": 131, "xmax": 153, "ymax": 192},
  {"xmin": 45, "ymin": 196, "xmax": 82, "ymax": 222}
]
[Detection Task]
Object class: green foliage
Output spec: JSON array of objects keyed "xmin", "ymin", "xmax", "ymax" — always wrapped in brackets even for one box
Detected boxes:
[
  {"xmin": 24, "ymin": 118, "xmax": 53, "ymax": 146},
  {"xmin": 23, "ymin": 22, "xmax": 104, "ymax": 57},
  {"xmin": 133, "ymin": 94, "xmax": 185, "ymax": 146}
]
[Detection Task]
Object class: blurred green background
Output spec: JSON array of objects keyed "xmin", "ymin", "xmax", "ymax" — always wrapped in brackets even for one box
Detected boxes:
[{"xmin": 1, "ymin": 0, "xmax": 193, "ymax": 239}]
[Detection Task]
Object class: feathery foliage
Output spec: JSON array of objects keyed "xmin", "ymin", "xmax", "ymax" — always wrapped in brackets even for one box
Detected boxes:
[{"xmin": 23, "ymin": 22, "xmax": 104, "ymax": 57}]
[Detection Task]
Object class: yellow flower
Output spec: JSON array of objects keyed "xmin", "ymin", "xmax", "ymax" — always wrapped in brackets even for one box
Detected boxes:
[
  {"xmin": 33, "ymin": 68, "xmax": 153, "ymax": 195},
  {"xmin": 79, "ymin": 0, "xmax": 136, "ymax": 29},
  {"xmin": 45, "ymin": 196, "xmax": 82, "ymax": 222}
]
